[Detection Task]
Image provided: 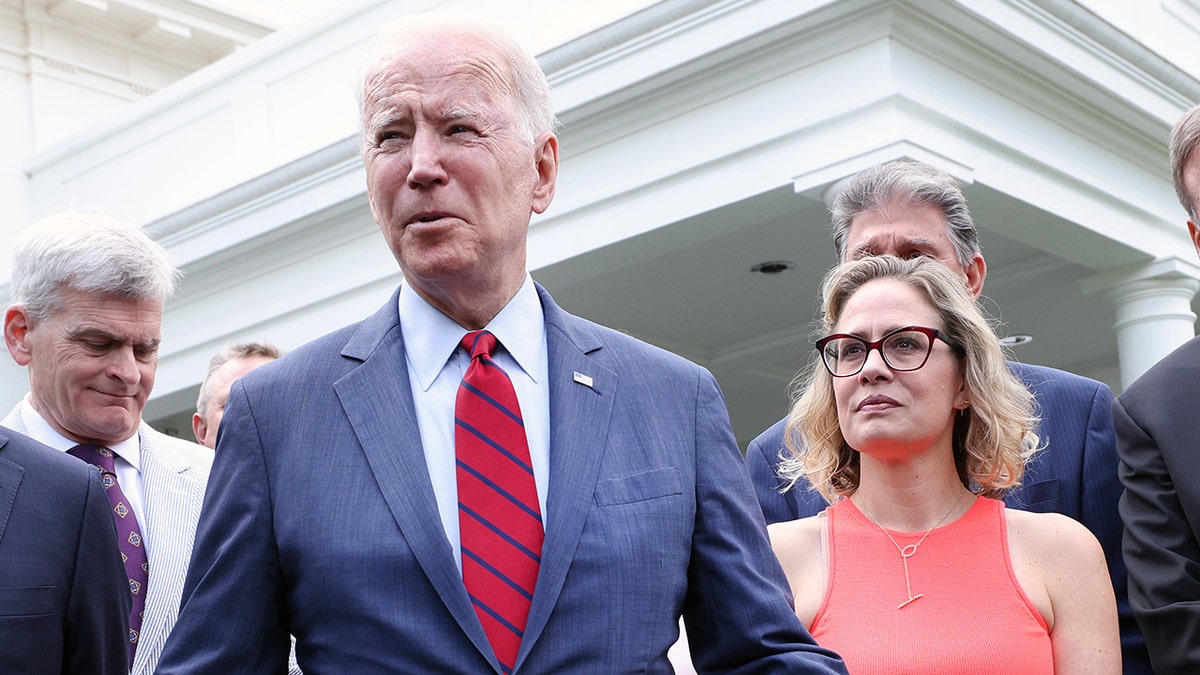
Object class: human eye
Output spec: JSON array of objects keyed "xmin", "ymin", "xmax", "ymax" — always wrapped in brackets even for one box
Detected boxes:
[
  {"xmin": 132, "ymin": 341, "xmax": 159, "ymax": 362},
  {"xmin": 886, "ymin": 332, "xmax": 927, "ymax": 355},
  {"xmin": 375, "ymin": 131, "xmax": 403, "ymax": 147},
  {"xmin": 81, "ymin": 339, "xmax": 112, "ymax": 352},
  {"xmin": 72, "ymin": 333, "xmax": 113, "ymax": 353},
  {"xmin": 372, "ymin": 123, "xmax": 410, "ymax": 148},
  {"xmin": 838, "ymin": 340, "xmax": 865, "ymax": 359},
  {"xmin": 446, "ymin": 121, "xmax": 482, "ymax": 138}
]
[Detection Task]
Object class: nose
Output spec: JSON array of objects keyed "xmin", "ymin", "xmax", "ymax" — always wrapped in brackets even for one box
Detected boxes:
[
  {"xmin": 406, "ymin": 128, "xmax": 448, "ymax": 189},
  {"xmin": 858, "ymin": 345, "xmax": 892, "ymax": 381},
  {"xmin": 106, "ymin": 347, "xmax": 141, "ymax": 385}
]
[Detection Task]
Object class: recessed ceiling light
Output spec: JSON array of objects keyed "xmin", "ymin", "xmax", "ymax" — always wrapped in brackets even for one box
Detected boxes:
[
  {"xmin": 999, "ymin": 335, "xmax": 1034, "ymax": 346},
  {"xmin": 751, "ymin": 260, "xmax": 795, "ymax": 275}
]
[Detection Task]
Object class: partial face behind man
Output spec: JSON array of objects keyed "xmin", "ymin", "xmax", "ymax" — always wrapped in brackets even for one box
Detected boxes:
[
  {"xmin": 1184, "ymin": 147, "xmax": 1200, "ymax": 257},
  {"xmin": 359, "ymin": 24, "xmax": 558, "ymax": 321},
  {"xmin": 4, "ymin": 287, "xmax": 162, "ymax": 446},
  {"xmin": 192, "ymin": 354, "xmax": 276, "ymax": 449},
  {"xmin": 843, "ymin": 201, "xmax": 987, "ymax": 298}
]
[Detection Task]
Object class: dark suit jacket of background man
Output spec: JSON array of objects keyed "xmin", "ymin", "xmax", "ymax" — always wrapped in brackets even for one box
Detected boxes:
[
  {"xmin": 1114, "ymin": 336, "xmax": 1200, "ymax": 675},
  {"xmin": 0, "ymin": 425, "xmax": 131, "ymax": 673},
  {"xmin": 157, "ymin": 284, "xmax": 846, "ymax": 674},
  {"xmin": 747, "ymin": 360, "xmax": 1149, "ymax": 674}
]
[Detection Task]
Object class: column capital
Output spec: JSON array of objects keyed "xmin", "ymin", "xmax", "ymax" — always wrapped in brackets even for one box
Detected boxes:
[
  {"xmin": 1082, "ymin": 257, "xmax": 1200, "ymax": 388},
  {"xmin": 1081, "ymin": 256, "xmax": 1200, "ymax": 297}
]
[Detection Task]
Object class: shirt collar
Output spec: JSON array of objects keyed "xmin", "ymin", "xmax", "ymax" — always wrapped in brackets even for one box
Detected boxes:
[
  {"xmin": 19, "ymin": 394, "xmax": 142, "ymax": 470},
  {"xmin": 400, "ymin": 275, "xmax": 546, "ymax": 391}
]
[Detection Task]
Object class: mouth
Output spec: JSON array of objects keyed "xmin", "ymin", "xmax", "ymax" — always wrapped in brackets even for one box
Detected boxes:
[
  {"xmin": 856, "ymin": 395, "xmax": 900, "ymax": 412},
  {"xmin": 408, "ymin": 211, "xmax": 456, "ymax": 226},
  {"xmin": 92, "ymin": 389, "xmax": 137, "ymax": 402}
]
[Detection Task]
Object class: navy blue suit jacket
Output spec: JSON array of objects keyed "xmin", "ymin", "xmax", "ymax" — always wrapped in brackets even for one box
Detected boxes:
[
  {"xmin": 0, "ymin": 426, "xmax": 130, "ymax": 673},
  {"xmin": 747, "ymin": 361, "xmax": 1148, "ymax": 674},
  {"xmin": 158, "ymin": 285, "xmax": 845, "ymax": 674},
  {"xmin": 1115, "ymin": 335, "xmax": 1200, "ymax": 674}
]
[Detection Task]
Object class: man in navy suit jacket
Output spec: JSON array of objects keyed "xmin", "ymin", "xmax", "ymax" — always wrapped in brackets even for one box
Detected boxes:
[
  {"xmin": 1115, "ymin": 102, "xmax": 1200, "ymax": 674},
  {"xmin": 746, "ymin": 160, "xmax": 1146, "ymax": 673},
  {"xmin": 158, "ymin": 13, "xmax": 845, "ymax": 674},
  {"xmin": 0, "ymin": 426, "xmax": 130, "ymax": 672}
]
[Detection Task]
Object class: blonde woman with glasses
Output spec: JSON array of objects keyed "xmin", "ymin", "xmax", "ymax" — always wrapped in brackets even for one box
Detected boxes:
[{"xmin": 770, "ymin": 255, "xmax": 1118, "ymax": 674}]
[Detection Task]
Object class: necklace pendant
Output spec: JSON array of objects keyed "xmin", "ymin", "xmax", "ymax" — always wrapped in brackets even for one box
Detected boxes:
[{"xmin": 897, "ymin": 593, "xmax": 923, "ymax": 609}]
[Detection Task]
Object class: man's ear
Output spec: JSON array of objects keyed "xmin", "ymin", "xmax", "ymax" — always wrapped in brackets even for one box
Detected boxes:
[
  {"xmin": 192, "ymin": 412, "xmax": 210, "ymax": 448},
  {"xmin": 1188, "ymin": 220, "xmax": 1200, "ymax": 260},
  {"xmin": 530, "ymin": 133, "xmax": 559, "ymax": 215},
  {"xmin": 4, "ymin": 305, "xmax": 35, "ymax": 367},
  {"xmin": 963, "ymin": 254, "xmax": 987, "ymax": 299}
]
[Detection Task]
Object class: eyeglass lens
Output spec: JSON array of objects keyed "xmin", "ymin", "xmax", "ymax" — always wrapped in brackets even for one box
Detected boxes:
[{"xmin": 822, "ymin": 329, "xmax": 933, "ymax": 376}]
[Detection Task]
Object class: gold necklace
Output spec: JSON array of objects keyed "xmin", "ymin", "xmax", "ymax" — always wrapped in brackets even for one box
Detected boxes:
[{"xmin": 855, "ymin": 490, "xmax": 966, "ymax": 609}]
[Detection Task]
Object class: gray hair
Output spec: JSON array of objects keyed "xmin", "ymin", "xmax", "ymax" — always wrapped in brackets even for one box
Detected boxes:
[
  {"xmin": 1170, "ymin": 103, "xmax": 1200, "ymax": 223},
  {"xmin": 11, "ymin": 212, "xmax": 179, "ymax": 321},
  {"xmin": 357, "ymin": 12, "xmax": 557, "ymax": 150},
  {"xmin": 830, "ymin": 160, "xmax": 981, "ymax": 267},
  {"xmin": 196, "ymin": 341, "xmax": 283, "ymax": 417}
]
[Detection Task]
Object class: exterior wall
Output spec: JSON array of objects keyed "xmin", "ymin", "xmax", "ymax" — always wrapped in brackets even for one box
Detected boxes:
[{"xmin": 3, "ymin": 0, "xmax": 1200, "ymax": 443}]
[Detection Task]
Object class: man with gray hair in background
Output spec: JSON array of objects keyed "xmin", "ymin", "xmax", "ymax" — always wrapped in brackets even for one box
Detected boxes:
[
  {"xmin": 746, "ymin": 159, "xmax": 1148, "ymax": 673},
  {"xmin": 193, "ymin": 341, "xmax": 282, "ymax": 449},
  {"xmin": 1114, "ymin": 101, "xmax": 1200, "ymax": 674},
  {"xmin": 1, "ymin": 212, "xmax": 212, "ymax": 675},
  {"xmin": 192, "ymin": 339, "xmax": 302, "ymax": 675}
]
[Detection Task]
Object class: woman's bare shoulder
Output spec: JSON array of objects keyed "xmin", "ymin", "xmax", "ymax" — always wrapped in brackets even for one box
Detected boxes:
[
  {"xmin": 1005, "ymin": 508, "xmax": 1101, "ymax": 557},
  {"xmin": 768, "ymin": 513, "xmax": 826, "ymax": 560}
]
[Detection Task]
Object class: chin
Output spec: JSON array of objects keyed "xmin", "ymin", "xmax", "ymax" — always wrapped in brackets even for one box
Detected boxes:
[{"xmin": 87, "ymin": 416, "xmax": 139, "ymax": 443}]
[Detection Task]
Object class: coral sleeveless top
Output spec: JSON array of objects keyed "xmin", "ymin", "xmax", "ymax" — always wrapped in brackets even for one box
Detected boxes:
[{"xmin": 810, "ymin": 496, "xmax": 1052, "ymax": 674}]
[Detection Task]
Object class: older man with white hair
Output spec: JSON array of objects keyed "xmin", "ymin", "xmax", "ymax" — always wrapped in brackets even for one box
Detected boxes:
[{"xmin": 2, "ymin": 212, "xmax": 212, "ymax": 675}]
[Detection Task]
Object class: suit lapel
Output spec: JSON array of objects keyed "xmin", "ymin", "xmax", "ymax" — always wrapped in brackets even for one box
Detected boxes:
[
  {"xmin": 135, "ymin": 429, "xmax": 205, "ymax": 675},
  {"xmin": 515, "ymin": 287, "xmax": 615, "ymax": 670},
  {"xmin": 333, "ymin": 294, "xmax": 495, "ymax": 667},
  {"xmin": 0, "ymin": 435, "xmax": 21, "ymax": 548}
]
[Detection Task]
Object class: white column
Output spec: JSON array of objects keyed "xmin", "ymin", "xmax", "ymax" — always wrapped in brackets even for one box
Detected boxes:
[{"xmin": 1084, "ymin": 258, "xmax": 1200, "ymax": 389}]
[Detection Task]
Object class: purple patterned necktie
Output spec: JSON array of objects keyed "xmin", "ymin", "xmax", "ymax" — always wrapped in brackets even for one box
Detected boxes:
[{"xmin": 68, "ymin": 444, "xmax": 147, "ymax": 668}]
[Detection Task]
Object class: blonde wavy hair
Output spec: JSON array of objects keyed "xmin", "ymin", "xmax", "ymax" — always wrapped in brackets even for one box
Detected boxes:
[{"xmin": 778, "ymin": 256, "xmax": 1040, "ymax": 502}]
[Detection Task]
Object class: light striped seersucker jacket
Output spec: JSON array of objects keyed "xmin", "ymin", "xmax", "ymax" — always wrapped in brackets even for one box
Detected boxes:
[{"xmin": 3, "ymin": 402, "xmax": 212, "ymax": 675}]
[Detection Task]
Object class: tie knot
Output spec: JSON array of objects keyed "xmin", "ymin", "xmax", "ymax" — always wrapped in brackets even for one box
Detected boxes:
[
  {"xmin": 461, "ymin": 330, "xmax": 499, "ymax": 360},
  {"xmin": 67, "ymin": 444, "xmax": 117, "ymax": 474}
]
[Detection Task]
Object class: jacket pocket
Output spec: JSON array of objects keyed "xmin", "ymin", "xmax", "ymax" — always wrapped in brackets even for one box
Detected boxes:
[
  {"xmin": 594, "ymin": 467, "xmax": 682, "ymax": 507},
  {"xmin": 0, "ymin": 586, "xmax": 53, "ymax": 617}
]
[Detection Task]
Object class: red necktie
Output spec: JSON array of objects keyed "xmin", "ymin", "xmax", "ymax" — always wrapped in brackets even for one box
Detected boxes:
[
  {"xmin": 68, "ymin": 444, "xmax": 147, "ymax": 669},
  {"xmin": 455, "ymin": 330, "xmax": 543, "ymax": 673}
]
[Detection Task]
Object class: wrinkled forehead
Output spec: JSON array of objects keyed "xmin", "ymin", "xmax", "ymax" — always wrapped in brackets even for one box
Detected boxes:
[
  {"xmin": 361, "ymin": 27, "xmax": 516, "ymax": 110},
  {"xmin": 846, "ymin": 216, "xmax": 954, "ymax": 262}
]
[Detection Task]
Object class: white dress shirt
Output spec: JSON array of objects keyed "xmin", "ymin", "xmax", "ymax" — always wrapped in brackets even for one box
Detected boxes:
[
  {"xmin": 400, "ymin": 275, "xmax": 550, "ymax": 572},
  {"xmin": 16, "ymin": 394, "xmax": 147, "ymax": 527}
]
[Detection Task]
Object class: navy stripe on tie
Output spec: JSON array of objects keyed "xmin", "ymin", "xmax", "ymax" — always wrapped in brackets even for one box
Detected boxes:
[
  {"xmin": 468, "ymin": 594, "xmax": 525, "ymax": 639},
  {"xmin": 462, "ymin": 547, "xmax": 535, "ymax": 600},
  {"xmin": 456, "ymin": 460, "xmax": 542, "ymax": 521},
  {"xmin": 459, "ymin": 503, "xmax": 542, "ymax": 563},
  {"xmin": 454, "ymin": 418, "xmax": 535, "ymax": 475},
  {"xmin": 459, "ymin": 380, "xmax": 524, "ymax": 427}
]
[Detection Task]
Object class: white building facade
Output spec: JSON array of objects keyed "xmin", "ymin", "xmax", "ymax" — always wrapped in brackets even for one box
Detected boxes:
[{"xmin": 3, "ymin": 0, "xmax": 1200, "ymax": 447}]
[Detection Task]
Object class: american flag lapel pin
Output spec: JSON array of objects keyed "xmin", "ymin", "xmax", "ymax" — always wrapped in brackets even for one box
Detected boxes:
[{"xmin": 573, "ymin": 371, "xmax": 594, "ymax": 388}]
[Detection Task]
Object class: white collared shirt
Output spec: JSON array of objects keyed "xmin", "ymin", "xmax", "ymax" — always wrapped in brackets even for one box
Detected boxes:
[
  {"xmin": 17, "ymin": 394, "xmax": 147, "ymax": 526},
  {"xmin": 400, "ymin": 275, "xmax": 550, "ymax": 572}
]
